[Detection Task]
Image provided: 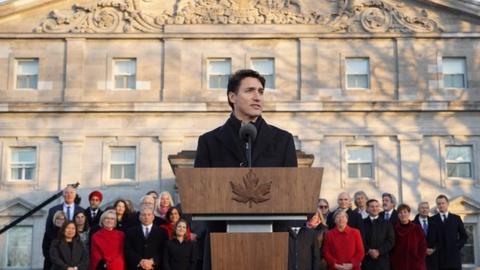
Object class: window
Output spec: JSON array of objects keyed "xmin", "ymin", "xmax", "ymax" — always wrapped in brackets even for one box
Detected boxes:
[
  {"xmin": 347, "ymin": 146, "xmax": 373, "ymax": 178},
  {"xmin": 110, "ymin": 147, "xmax": 136, "ymax": 180},
  {"xmin": 16, "ymin": 59, "xmax": 38, "ymax": 89},
  {"xmin": 251, "ymin": 58, "xmax": 275, "ymax": 89},
  {"xmin": 446, "ymin": 146, "xmax": 473, "ymax": 178},
  {"xmin": 10, "ymin": 147, "xmax": 36, "ymax": 181},
  {"xmin": 114, "ymin": 59, "xmax": 136, "ymax": 89},
  {"xmin": 462, "ymin": 224, "xmax": 476, "ymax": 265},
  {"xmin": 5, "ymin": 226, "xmax": 32, "ymax": 268},
  {"xmin": 443, "ymin": 57, "xmax": 467, "ymax": 88},
  {"xmin": 208, "ymin": 58, "xmax": 231, "ymax": 89},
  {"xmin": 345, "ymin": 58, "xmax": 369, "ymax": 89}
]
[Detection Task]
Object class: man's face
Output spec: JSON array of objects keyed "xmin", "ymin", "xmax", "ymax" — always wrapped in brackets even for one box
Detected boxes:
[
  {"xmin": 229, "ymin": 77, "xmax": 264, "ymax": 122},
  {"xmin": 355, "ymin": 195, "xmax": 367, "ymax": 208},
  {"xmin": 436, "ymin": 198, "xmax": 449, "ymax": 213},
  {"xmin": 63, "ymin": 187, "xmax": 76, "ymax": 204},
  {"xmin": 382, "ymin": 196, "xmax": 394, "ymax": 211},
  {"xmin": 418, "ymin": 203, "xmax": 430, "ymax": 217},
  {"xmin": 337, "ymin": 193, "xmax": 351, "ymax": 209},
  {"xmin": 89, "ymin": 196, "xmax": 101, "ymax": 209},
  {"xmin": 140, "ymin": 210, "xmax": 154, "ymax": 226},
  {"xmin": 367, "ymin": 201, "xmax": 381, "ymax": 217}
]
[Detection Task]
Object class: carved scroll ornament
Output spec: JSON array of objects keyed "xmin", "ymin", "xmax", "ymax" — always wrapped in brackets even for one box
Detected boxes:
[{"xmin": 35, "ymin": 0, "xmax": 442, "ymax": 33}]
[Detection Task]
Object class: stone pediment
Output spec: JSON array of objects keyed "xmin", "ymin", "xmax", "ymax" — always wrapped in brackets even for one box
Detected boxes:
[
  {"xmin": 448, "ymin": 195, "xmax": 480, "ymax": 215},
  {"xmin": 0, "ymin": 198, "xmax": 46, "ymax": 217}
]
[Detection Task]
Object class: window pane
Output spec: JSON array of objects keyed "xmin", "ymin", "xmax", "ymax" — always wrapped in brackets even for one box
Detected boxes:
[
  {"xmin": 264, "ymin": 75, "xmax": 275, "ymax": 89},
  {"xmin": 24, "ymin": 167, "xmax": 35, "ymax": 180},
  {"xmin": 348, "ymin": 164, "xmax": 358, "ymax": 178},
  {"xmin": 446, "ymin": 146, "xmax": 472, "ymax": 162},
  {"xmin": 17, "ymin": 59, "xmax": 39, "ymax": 75},
  {"xmin": 111, "ymin": 165, "xmax": 123, "ymax": 179},
  {"xmin": 443, "ymin": 58, "xmax": 466, "ymax": 74},
  {"xmin": 209, "ymin": 75, "xmax": 229, "ymax": 89},
  {"xmin": 124, "ymin": 164, "xmax": 135, "ymax": 180},
  {"xmin": 347, "ymin": 75, "xmax": 368, "ymax": 88},
  {"xmin": 12, "ymin": 148, "xmax": 36, "ymax": 163},
  {"xmin": 346, "ymin": 58, "xmax": 369, "ymax": 75},
  {"xmin": 444, "ymin": 74, "xmax": 465, "ymax": 88},
  {"xmin": 11, "ymin": 168, "xmax": 22, "ymax": 180},
  {"xmin": 208, "ymin": 59, "xmax": 231, "ymax": 74},
  {"xmin": 252, "ymin": 59, "xmax": 274, "ymax": 75},
  {"xmin": 114, "ymin": 59, "xmax": 136, "ymax": 75},
  {"xmin": 461, "ymin": 224, "xmax": 475, "ymax": 264},
  {"xmin": 360, "ymin": 163, "xmax": 373, "ymax": 178},
  {"xmin": 447, "ymin": 163, "xmax": 472, "ymax": 178},
  {"xmin": 347, "ymin": 146, "xmax": 373, "ymax": 162},
  {"xmin": 6, "ymin": 226, "xmax": 32, "ymax": 268},
  {"xmin": 111, "ymin": 147, "xmax": 136, "ymax": 163}
]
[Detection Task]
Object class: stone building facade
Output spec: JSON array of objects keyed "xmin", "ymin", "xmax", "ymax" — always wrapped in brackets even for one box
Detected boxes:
[{"xmin": 0, "ymin": 0, "xmax": 479, "ymax": 268}]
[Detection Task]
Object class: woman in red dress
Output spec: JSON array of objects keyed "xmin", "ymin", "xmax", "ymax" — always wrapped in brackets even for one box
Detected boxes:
[
  {"xmin": 90, "ymin": 209, "xmax": 125, "ymax": 270},
  {"xmin": 323, "ymin": 209, "xmax": 364, "ymax": 270},
  {"xmin": 160, "ymin": 206, "xmax": 192, "ymax": 240},
  {"xmin": 390, "ymin": 204, "xmax": 427, "ymax": 270}
]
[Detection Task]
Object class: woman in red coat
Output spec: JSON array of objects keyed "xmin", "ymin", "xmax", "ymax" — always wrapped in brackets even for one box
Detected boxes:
[
  {"xmin": 90, "ymin": 209, "xmax": 126, "ymax": 270},
  {"xmin": 160, "ymin": 206, "xmax": 192, "ymax": 240},
  {"xmin": 391, "ymin": 204, "xmax": 427, "ymax": 270},
  {"xmin": 323, "ymin": 209, "xmax": 364, "ymax": 270}
]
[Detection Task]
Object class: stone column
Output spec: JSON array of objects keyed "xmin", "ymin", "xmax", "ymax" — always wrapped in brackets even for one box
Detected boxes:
[
  {"xmin": 162, "ymin": 38, "xmax": 183, "ymax": 101},
  {"xmin": 64, "ymin": 38, "xmax": 86, "ymax": 101},
  {"xmin": 397, "ymin": 134, "xmax": 423, "ymax": 206},
  {"xmin": 58, "ymin": 135, "xmax": 84, "ymax": 188}
]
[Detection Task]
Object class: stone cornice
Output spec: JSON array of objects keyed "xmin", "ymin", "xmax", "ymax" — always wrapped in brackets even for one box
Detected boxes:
[
  {"xmin": 420, "ymin": 0, "xmax": 480, "ymax": 18},
  {"xmin": 0, "ymin": 101, "xmax": 479, "ymax": 113}
]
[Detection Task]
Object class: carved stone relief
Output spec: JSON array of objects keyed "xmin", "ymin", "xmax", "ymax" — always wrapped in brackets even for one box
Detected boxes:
[{"xmin": 34, "ymin": 0, "xmax": 442, "ymax": 33}]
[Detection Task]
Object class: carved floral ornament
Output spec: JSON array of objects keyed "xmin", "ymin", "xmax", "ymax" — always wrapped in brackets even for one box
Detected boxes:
[{"xmin": 34, "ymin": 0, "xmax": 443, "ymax": 33}]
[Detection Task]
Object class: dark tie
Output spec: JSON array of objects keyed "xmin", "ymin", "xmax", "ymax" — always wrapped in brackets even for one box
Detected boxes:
[
  {"xmin": 385, "ymin": 212, "xmax": 390, "ymax": 220},
  {"xmin": 66, "ymin": 206, "xmax": 71, "ymax": 221},
  {"xmin": 145, "ymin": 227, "xmax": 149, "ymax": 238},
  {"xmin": 422, "ymin": 219, "xmax": 428, "ymax": 235},
  {"xmin": 442, "ymin": 214, "xmax": 446, "ymax": 222}
]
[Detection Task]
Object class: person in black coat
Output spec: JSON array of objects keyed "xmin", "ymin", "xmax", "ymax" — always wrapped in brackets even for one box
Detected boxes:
[
  {"xmin": 326, "ymin": 192, "xmax": 363, "ymax": 233},
  {"xmin": 283, "ymin": 220, "xmax": 320, "ymax": 270},
  {"xmin": 85, "ymin": 190, "xmax": 104, "ymax": 228},
  {"xmin": 379, "ymin": 192, "xmax": 399, "ymax": 225},
  {"xmin": 43, "ymin": 210, "xmax": 67, "ymax": 270},
  {"xmin": 124, "ymin": 207, "xmax": 168, "ymax": 270},
  {"xmin": 413, "ymin": 202, "xmax": 442, "ymax": 270},
  {"xmin": 45, "ymin": 185, "xmax": 85, "ymax": 232},
  {"xmin": 362, "ymin": 199, "xmax": 395, "ymax": 270},
  {"xmin": 163, "ymin": 219, "xmax": 197, "ymax": 270},
  {"xmin": 49, "ymin": 221, "xmax": 88, "ymax": 270},
  {"xmin": 194, "ymin": 69, "xmax": 297, "ymax": 168},
  {"xmin": 431, "ymin": 194, "xmax": 468, "ymax": 270}
]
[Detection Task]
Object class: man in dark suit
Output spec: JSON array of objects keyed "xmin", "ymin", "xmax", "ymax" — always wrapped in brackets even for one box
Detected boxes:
[
  {"xmin": 124, "ymin": 207, "xmax": 168, "ymax": 270},
  {"xmin": 45, "ymin": 185, "xmax": 85, "ymax": 232},
  {"xmin": 326, "ymin": 192, "xmax": 363, "ymax": 232},
  {"xmin": 413, "ymin": 201, "xmax": 441, "ymax": 270},
  {"xmin": 194, "ymin": 69, "xmax": 297, "ymax": 168},
  {"xmin": 85, "ymin": 190, "xmax": 104, "ymax": 227},
  {"xmin": 431, "ymin": 194, "xmax": 468, "ymax": 270},
  {"xmin": 379, "ymin": 192, "xmax": 399, "ymax": 225},
  {"xmin": 362, "ymin": 199, "xmax": 395, "ymax": 270}
]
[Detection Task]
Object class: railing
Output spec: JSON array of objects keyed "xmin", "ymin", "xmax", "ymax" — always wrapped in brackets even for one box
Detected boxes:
[{"xmin": 0, "ymin": 182, "xmax": 79, "ymax": 235}]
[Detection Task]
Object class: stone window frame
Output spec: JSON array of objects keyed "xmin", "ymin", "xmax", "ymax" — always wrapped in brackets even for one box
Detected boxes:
[
  {"xmin": 439, "ymin": 137, "xmax": 480, "ymax": 187},
  {"xmin": 204, "ymin": 57, "xmax": 232, "ymax": 91},
  {"xmin": 101, "ymin": 138, "xmax": 140, "ymax": 187},
  {"xmin": 7, "ymin": 52, "xmax": 49, "ymax": 91},
  {"xmin": 441, "ymin": 57, "xmax": 468, "ymax": 89},
  {"xmin": 105, "ymin": 54, "xmax": 141, "ymax": 91},
  {"xmin": 340, "ymin": 139, "xmax": 379, "ymax": 187},
  {"xmin": 3, "ymin": 225, "xmax": 34, "ymax": 269},
  {"xmin": 343, "ymin": 57, "xmax": 371, "ymax": 90},
  {"xmin": 247, "ymin": 56, "xmax": 276, "ymax": 90},
  {"xmin": 112, "ymin": 58, "xmax": 137, "ymax": 90},
  {"xmin": 435, "ymin": 52, "xmax": 473, "ymax": 91},
  {"xmin": 14, "ymin": 58, "xmax": 39, "ymax": 90},
  {"xmin": 1, "ymin": 140, "xmax": 41, "ymax": 188}
]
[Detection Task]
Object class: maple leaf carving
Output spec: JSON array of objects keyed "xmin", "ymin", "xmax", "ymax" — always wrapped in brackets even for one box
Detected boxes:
[{"xmin": 230, "ymin": 170, "xmax": 272, "ymax": 208}]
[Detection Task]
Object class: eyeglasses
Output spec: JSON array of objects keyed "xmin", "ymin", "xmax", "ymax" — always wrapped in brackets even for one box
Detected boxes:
[{"xmin": 318, "ymin": 205, "xmax": 329, "ymax": 209}]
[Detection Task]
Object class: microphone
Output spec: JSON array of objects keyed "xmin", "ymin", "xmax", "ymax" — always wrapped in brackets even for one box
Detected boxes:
[{"xmin": 239, "ymin": 123, "xmax": 257, "ymax": 168}]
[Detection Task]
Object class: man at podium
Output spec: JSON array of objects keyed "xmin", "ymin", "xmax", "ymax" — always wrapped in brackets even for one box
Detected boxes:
[{"xmin": 194, "ymin": 69, "xmax": 298, "ymax": 168}]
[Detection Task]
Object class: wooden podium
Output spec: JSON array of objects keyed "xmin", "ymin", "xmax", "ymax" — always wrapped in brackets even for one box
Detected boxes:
[{"xmin": 176, "ymin": 167, "xmax": 323, "ymax": 270}]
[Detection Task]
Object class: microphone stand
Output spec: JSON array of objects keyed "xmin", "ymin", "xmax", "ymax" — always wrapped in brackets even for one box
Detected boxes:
[{"xmin": 246, "ymin": 135, "xmax": 252, "ymax": 168}]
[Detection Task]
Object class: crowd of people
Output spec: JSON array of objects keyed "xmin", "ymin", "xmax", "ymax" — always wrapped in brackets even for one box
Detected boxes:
[{"xmin": 41, "ymin": 185, "xmax": 468, "ymax": 270}]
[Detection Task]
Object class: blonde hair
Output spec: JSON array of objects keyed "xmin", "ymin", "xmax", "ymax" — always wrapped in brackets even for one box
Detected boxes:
[
  {"xmin": 52, "ymin": 210, "xmax": 66, "ymax": 224},
  {"xmin": 99, "ymin": 209, "xmax": 117, "ymax": 228}
]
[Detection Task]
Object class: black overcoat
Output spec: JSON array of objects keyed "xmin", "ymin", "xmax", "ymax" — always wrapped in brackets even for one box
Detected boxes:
[
  {"xmin": 361, "ymin": 217, "xmax": 395, "ymax": 270},
  {"xmin": 124, "ymin": 225, "xmax": 168, "ymax": 270},
  {"xmin": 431, "ymin": 213, "xmax": 468, "ymax": 270},
  {"xmin": 413, "ymin": 215, "xmax": 442, "ymax": 270}
]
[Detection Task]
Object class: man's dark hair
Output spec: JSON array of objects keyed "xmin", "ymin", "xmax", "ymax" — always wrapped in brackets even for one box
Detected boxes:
[
  {"xmin": 366, "ymin": 199, "xmax": 379, "ymax": 207},
  {"xmin": 436, "ymin": 194, "xmax": 449, "ymax": 202},
  {"xmin": 227, "ymin": 69, "xmax": 266, "ymax": 110},
  {"xmin": 397, "ymin": 203, "xmax": 411, "ymax": 213}
]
